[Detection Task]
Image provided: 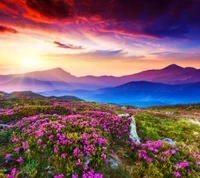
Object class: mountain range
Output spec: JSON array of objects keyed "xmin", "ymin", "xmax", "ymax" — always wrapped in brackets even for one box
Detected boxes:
[
  {"xmin": 39, "ymin": 81, "xmax": 200, "ymax": 107},
  {"xmin": 0, "ymin": 64, "xmax": 200, "ymax": 107},
  {"xmin": 0, "ymin": 64, "xmax": 200, "ymax": 92}
]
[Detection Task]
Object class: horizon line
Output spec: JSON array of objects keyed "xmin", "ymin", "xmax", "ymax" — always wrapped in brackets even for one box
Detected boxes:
[{"xmin": 0, "ymin": 63, "xmax": 198, "ymax": 77}]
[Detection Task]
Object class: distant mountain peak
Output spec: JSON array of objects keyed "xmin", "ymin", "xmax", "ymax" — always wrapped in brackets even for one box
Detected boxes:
[
  {"xmin": 49, "ymin": 67, "xmax": 66, "ymax": 72},
  {"xmin": 51, "ymin": 67, "xmax": 64, "ymax": 71},
  {"xmin": 47, "ymin": 67, "xmax": 72, "ymax": 75},
  {"xmin": 163, "ymin": 64, "xmax": 183, "ymax": 70}
]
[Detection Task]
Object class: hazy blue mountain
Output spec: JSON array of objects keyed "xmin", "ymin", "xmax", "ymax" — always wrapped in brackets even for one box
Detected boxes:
[{"xmin": 40, "ymin": 81, "xmax": 200, "ymax": 107}]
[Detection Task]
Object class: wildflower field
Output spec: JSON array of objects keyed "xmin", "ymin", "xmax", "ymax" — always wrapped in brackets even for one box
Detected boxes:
[{"xmin": 0, "ymin": 97, "xmax": 199, "ymax": 178}]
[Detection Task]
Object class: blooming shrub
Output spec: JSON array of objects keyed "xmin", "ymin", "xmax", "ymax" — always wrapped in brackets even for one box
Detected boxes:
[
  {"xmin": 0, "ymin": 105, "xmax": 73, "ymax": 123},
  {"xmin": 3, "ymin": 111, "xmax": 132, "ymax": 177},
  {"xmin": 129, "ymin": 141, "xmax": 200, "ymax": 177},
  {"xmin": 0, "ymin": 99, "xmax": 199, "ymax": 178}
]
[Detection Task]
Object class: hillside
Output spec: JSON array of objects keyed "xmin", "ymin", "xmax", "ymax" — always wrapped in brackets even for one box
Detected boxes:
[
  {"xmin": 0, "ymin": 98, "xmax": 199, "ymax": 178},
  {"xmin": 0, "ymin": 91, "xmax": 83, "ymax": 103},
  {"xmin": 58, "ymin": 95, "xmax": 84, "ymax": 102},
  {"xmin": 10, "ymin": 91, "xmax": 44, "ymax": 99}
]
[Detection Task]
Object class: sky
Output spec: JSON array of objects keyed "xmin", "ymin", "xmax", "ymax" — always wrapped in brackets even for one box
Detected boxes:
[{"xmin": 0, "ymin": 0, "xmax": 200, "ymax": 76}]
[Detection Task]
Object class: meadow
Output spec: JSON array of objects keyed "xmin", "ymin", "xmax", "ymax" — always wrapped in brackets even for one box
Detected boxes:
[{"xmin": 0, "ymin": 97, "xmax": 199, "ymax": 178}]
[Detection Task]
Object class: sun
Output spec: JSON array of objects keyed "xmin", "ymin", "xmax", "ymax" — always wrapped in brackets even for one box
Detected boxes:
[
  {"xmin": 25, "ymin": 58, "xmax": 36, "ymax": 65},
  {"xmin": 21, "ymin": 57, "xmax": 39, "ymax": 67}
]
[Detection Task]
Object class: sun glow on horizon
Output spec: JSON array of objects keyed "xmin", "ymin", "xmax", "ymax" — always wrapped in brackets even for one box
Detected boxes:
[{"xmin": 21, "ymin": 56, "xmax": 40, "ymax": 68}]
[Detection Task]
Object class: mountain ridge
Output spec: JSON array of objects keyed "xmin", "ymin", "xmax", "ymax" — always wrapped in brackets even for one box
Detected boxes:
[
  {"xmin": 38, "ymin": 81, "xmax": 200, "ymax": 107},
  {"xmin": 0, "ymin": 64, "xmax": 200, "ymax": 92}
]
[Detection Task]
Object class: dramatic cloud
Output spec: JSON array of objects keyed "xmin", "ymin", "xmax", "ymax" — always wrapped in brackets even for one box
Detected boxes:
[
  {"xmin": 53, "ymin": 41, "xmax": 84, "ymax": 50},
  {"xmin": 0, "ymin": 2, "xmax": 18, "ymax": 15},
  {"xmin": 97, "ymin": 22, "xmax": 159, "ymax": 39},
  {"xmin": 24, "ymin": 0, "xmax": 75, "ymax": 23},
  {"xmin": 74, "ymin": 0, "xmax": 200, "ymax": 38},
  {"xmin": 0, "ymin": 0, "xmax": 200, "ymax": 76},
  {"xmin": 0, "ymin": 25, "xmax": 18, "ymax": 34},
  {"xmin": 1, "ymin": 0, "xmax": 200, "ymax": 38}
]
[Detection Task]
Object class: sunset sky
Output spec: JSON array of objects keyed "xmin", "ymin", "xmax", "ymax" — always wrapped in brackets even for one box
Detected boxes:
[{"xmin": 0, "ymin": 0, "xmax": 200, "ymax": 76}]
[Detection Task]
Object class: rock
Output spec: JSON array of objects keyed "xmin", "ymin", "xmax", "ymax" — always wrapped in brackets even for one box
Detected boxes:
[
  {"xmin": 162, "ymin": 138, "xmax": 176, "ymax": 145},
  {"xmin": 109, "ymin": 158, "xmax": 119, "ymax": 168},
  {"xmin": 4, "ymin": 170, "xmax": 11, "ymax": 174},
  {"xmin": 110, "ymin": 153, "xmax": 123, "ymax": 166},
  {"xmin": 129, "ymin": 116, "xmax": 140, "ymax": 143},
  {"xmin": 118, "ymin": 113, "xmax": 130, "ymax": 118},
  {"xmin": 118, "ymin": 114, "xmax": 141, "ymax": 143},
  {"xmin": 48, "ymin": 171, "xmax": 53, "ymax": 175},
  {"xmin": 0, "ymin": 124, "xmax": 9, "ymax": 129},
  {"xmin": 84, "ymin": 156, "xmax": 90, "ymax": 165},
  {"xmin": 5, "ymin": 156, "xmax": 16, "ymax": 164}
]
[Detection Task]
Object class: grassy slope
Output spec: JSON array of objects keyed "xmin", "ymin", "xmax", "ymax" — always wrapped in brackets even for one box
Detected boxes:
[{"xmin": 0, "ymin": 99, "xmax": 199, "ymax": 177}]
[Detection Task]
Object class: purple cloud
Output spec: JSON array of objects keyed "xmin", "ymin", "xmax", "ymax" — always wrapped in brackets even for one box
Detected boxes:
[{"xmin": 53, "ymin": 41, "xmax": 84, "ymax": 50}]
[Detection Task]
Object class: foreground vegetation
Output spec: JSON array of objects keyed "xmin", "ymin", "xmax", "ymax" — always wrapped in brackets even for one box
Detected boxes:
[{"xmin": 0, "ymin": 95, "xmax": 199, "ymax": 177}]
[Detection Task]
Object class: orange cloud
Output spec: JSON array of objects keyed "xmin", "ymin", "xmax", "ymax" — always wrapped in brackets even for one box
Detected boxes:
[{"xmin": 0, "ymin": 25, "xmax": 18, "ymax": 34}]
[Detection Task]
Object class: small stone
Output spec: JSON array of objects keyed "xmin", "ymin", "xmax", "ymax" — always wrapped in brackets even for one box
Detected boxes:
[
  {"xmin": 4, "ymin": 170, "xmax": 11, "ymax": 174},
  {"xmin": 162, "ymin": 138, "xmax": 176, "ymax": 145}
]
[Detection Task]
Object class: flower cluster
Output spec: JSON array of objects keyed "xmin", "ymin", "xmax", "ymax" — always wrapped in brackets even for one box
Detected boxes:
[
  {"xmin": 1, "ymin": 100, "xmax": 199, "ymax": 178},
  {"xmin": 4, "ymin": 110, "xmax": 132, "ymax": 177},
  {"xmin": 130, "ymin": 140, "xmax": 200, "ymax": 177}
]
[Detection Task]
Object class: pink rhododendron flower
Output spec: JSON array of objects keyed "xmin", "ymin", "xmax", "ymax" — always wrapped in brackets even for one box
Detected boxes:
[
  {"xmin": 131, "ymin": 146, "xmax": 134, "ymax": 150},
  {"xmin": 82, "ymin": 170, "xmax": 103, "ymax": 178},
  {"xmin": 61, "ymin": 154, "xmax": 66, "ymax": 159},
  {"xmin": 72, "ymin": 174, "xmax": 78, "ymax": 178},
  {"xmin": 14, "ymin": 147, "xmax": 20, "ymax": 153},
  {"xmin": 17, "ymin": 157, "xmax": 23, "ymax": 163},
  {"xmin": 180, "ymin": 161, "xmax": 189, "ymax": 167},
  {"xmin": 7, "ymin": 168, "xmax": 17, "ymax": 178},
  {"xmin": 49, "ymin": 135, "xmax": 54, "ymax": 139},
  {"xmin": 37, "ymin": 139, "xmax": 42, "ymax": 144},
  {"xmin": 83, "ymin": 165, "xmax": 88, "ymax": 170},
  {"xmin": 5, "ymin": 154, "xmax": 11, "ymax": 159},
  {"xmin": 76, "ymin": 159, "xmax": 81, "ymax": 166},
  {"xmin": 148, "ymin": 147, "xmax": 154, "ymax": 151},
  {"xmin": 11, "ymin": 138, "xmax": 19, "ymax": 143},
  {"xmin": 161, "ymin": 157, "xmax": 166, "ymax": 161},
  {"xmin": 22, "ymin": 141, "xmax": 27, "ymax": 149},
  {"xmin": 73, "ymin": 148, "xmax": 79, "ymax": 156},
  {"xmin": 171, "ymin": 150, "xmax": 176, "ymax": 154},
  {"xmin": 25, "ymin": 149, "xmax": 30, "ymax": 153},
  {"xmin": 101, "ymin": 153, "xmax": 106, "ymax": 159},
  {"xmin": 174, "ymin": 171, "xmax": 181, "ymax": 177},
  {"xmin": 176, "ymin": 163, "xmax": 182, "ymax": 169},
  {"xmin": 54, "ymin": 148, "xmax": 59, "ymax": 153},
  {"xmin": 162, "ymin": 151, "xmax": 170, "ymax": 155},
  {"xmin": 54, "ymin": 174, "xmax": 64, "ymax": 178}
]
